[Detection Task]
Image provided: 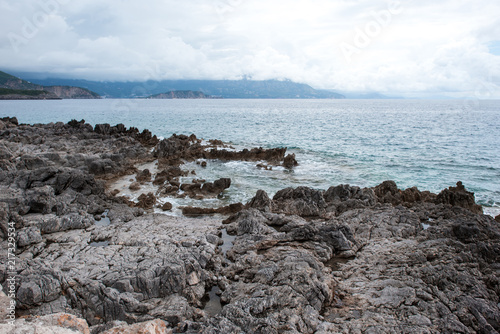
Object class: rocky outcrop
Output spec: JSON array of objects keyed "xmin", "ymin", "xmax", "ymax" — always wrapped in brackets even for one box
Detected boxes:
[
  {"xmin": 249, "ymin": 181, "xmax": 483, "ymax": 219},
  {"xmin": 180, "ymin": 178, "xmax": 232, "ymax": 199},
  {"xmin": 1, "ymin": 118, "xmax": 498, "ymax": 334},
  {"xmin": 43, "ymin": 86, "xmax": 101, "ymax": 99},
  {"xmin": 283, "ymin": 153, "xmax": 298, "ymax": 168},
  {"xmin": 154, "ymin": 134, "xmax": 289, "ymax": 166},
  {"xmin": 0, "ymin": 313, "xmax": 90, "ymax": 333},
  {"xmin": 182, "ymin": 203, "xmax": 244, "ymax": 216}
]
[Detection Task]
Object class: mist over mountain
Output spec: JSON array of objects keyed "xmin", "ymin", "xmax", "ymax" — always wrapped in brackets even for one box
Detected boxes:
[{"xmin": 16, "ymin": 74, "xmax": 344, "ymax": 99}]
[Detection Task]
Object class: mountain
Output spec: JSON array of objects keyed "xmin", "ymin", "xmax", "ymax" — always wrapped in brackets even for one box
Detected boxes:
[
  {"xmin": 0, "ymin": 88, "xmax": 60, "ymax": 100},
  {"xmin": 148, "ymin": 90, "xmax": 220, "ymax": 99},
  {"xmin": 15, "ymin": 74, "xmax": 345, "ymax": 99},
  {"xmin": 0, "ymin": 71, "xmax": 100, "ymax": 99}
]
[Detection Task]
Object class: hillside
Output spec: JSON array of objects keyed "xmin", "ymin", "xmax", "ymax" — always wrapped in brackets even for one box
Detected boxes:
[
  {"xmin": 0, "ymin": 71, "xmax": 100, "ymax": 99},
  {"xmin": 16, "ymin": 75, "xmax": 345, "ymax": 99},
  {"xmin": 0, "ymin": 88, "xmax": 60, "ymax": 100},
  {"xmin": 149, "ymin": 90, "xmax": 220, "ymax": 99}
]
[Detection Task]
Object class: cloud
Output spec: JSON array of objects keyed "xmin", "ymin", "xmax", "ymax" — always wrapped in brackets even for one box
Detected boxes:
[{"xmin": 0, "ymin": 0, "xmax": 499, "ymax": 97}]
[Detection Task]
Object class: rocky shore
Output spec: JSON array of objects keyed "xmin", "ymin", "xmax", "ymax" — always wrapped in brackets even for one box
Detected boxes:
[{"xmin": 0, "ymin": 117, "xmax": 499, "ymax": 333}]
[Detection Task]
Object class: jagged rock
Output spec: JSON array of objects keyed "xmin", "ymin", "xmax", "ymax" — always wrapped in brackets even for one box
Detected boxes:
[
  {"xmin": 135, "ymin": 169, "xmax": 152, "ymax": 183},
  {"xmin": 0, "ymin": 314, "xmax": 90, "ymax": 333},
  {"xmin": 3, "ymin": 119, "xmax": 498, "ymax": 334},
  {"xmin": 154, "ymin": 134, "xmax": 290, "ymax": 166},
  {"xmin": 437, "ymin": 181, "xmax": 483, "ymax": 214},
  {"xmin": 136, "ymin": 192, "xmax": 156, "ymax": 209},
  {"xmin": 25, "ymin": 186, "xmax": 57, "ymax": 214},
  {"xmin": 128, "ymin": 181, "xmax": 141, "ymax": 191},
  {"xmin": 180, "ymin": 178, "xmax": 231, "ymax": 198},
  {"xmin": 102, "ymin": 319, "xmax": 171, "ymax": 334},
  {"xmin": 153, "ymin": 166, "xmax": 188, "ymax": 185},
  {"xmin": 247, "ymin": 189, "xmax": 273, "ymax": 212},
  {"xmin": 1, "ymin": 116, "xmax": 18, "ymax": 126},
  {"xmin": 283, "ymin": 153, "xmax": 298, "ymax": 168},
  {"xmin": 272, "ymin": 186, "xmax": 326, "ymax": 217},
  {"xmin": 94, "ymin": 123, "xmax": 111, "ymax": 135},
  {"xmin": 181, "ymin": 203, "xmax": 243, "ymax": 216},
  {"xmin": 17, "ymin": 226, "xmax": 43, "ymax": 247}
]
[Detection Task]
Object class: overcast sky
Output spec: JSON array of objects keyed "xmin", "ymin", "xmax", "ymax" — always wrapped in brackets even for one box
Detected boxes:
[{"xmin": 1, "ymin": 0, "xmax": 499, "ymax": 97}]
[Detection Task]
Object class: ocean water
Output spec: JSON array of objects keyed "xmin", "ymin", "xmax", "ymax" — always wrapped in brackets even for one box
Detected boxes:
[{"xmin": 1, "ymin": 99, "xmax": 499, "ymax": 217}]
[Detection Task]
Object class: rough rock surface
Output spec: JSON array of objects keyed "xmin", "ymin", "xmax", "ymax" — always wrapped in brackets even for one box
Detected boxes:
[
  {"xmin": 1, "ymin": 118, "xmax": 498, "ymax": 334},
  {"xmin": 154, "ymin": 133, "xmax": 289, "ymax": 166}
]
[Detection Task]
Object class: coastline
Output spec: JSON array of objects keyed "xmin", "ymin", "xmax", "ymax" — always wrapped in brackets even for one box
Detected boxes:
[{"xmin": 1, "ymin": 117, "xmax": 499, "ymax": 333}]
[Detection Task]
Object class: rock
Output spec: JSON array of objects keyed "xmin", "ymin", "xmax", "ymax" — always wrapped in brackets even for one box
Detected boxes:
[
  {"xmin": 136, "ymin": 192, "xmax": 156, "ymax": 209},
  {"xmin": 154, "ymin": 134, "xmax": 289, "ymax": 165},
  {"xmin": 182, "ymin": 203, "xmax": 243, "ymax": 216},
  {"xmin": 129, "ymin": 182, "xmax": 141, "ymax": 191},
  {"xmin": 17, "ymin": 226, "xmax": 43, "ymax": 247},
  {"xmin": 283, "ymin": 153, "xmax": 298, "ymax": 168},
  {"xmin": 25, "ymin": 186, "xmax": 57, "ymax": 214},
  {"xmin": 181, "ymin": 178, "xmax": 231, "ymax": 198},
  {"xmin": 94, "ymin": 123, "xmax": 111, "ymax": 135},
  {"xmin": 136, "ymin": 169, "xmax": 151, "ymax": 183},
  {"xmin": 272, "ymin": 186, "xmax": 326, "ymax": 217},
  {"xmin": 201, "ymin": 161, "xmax": 207, "ymax": 167},
  {"xmin": 38, "ymin": 313, "xmax": 90, "ymax": 334},
  {"xmin": 3, "ymin": 119, "xmax": 498, "ymax": 334},
  {"xmin": 1, "ymin": 116, "xmax": 18, "ymax": 126},
  {"xmin": 0, "ymin": 313, "xmax": 90, "ymax": 333},
  {"xmin": 161, "ymin": 202, "xmax": 173, "ymax": 211},
  {"xmin": 153, "ymin": 166, "xmax": 188, "ymax": 185},
  {"xmin": 495, "ymin": 214, "xmax": 500, "ymax": 223},
  {"xmin": 102, "ymin": 319, "xmax": 171, "ymax": 334},
  {"xmin": 436, "ymin": 181, "xmax": 483, "ymax": 214},
  {"xmin": 247, "ymin": 189, "xmax": 273, "ymax": 212}
]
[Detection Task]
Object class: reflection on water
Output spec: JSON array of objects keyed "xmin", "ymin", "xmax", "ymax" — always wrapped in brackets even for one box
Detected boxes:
[
  {"xmin": 95, "ymin": 209, "xmax": 111, "ymax": 227},
  {"xmin": 90, "ymin": 241, "xmax": 109, "ymax": 247},
  {"xmin": 203, "ymin": 286, "xmax": 222, "ymax": 317},
  {"xmin": 220, "ymin": 228, "xmax": 236, "ymax": 256}
]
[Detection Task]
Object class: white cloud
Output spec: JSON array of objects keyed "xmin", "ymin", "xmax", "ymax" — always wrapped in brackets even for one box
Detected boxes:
[{"xmin": 0, "ymin": 0, "xmax": 499, "ymax": 97}]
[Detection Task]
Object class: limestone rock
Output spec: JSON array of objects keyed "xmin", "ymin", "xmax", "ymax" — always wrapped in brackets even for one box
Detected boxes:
[{"xmin": 102, "ymin": 319, "xmax": 171, "ymax": 334}]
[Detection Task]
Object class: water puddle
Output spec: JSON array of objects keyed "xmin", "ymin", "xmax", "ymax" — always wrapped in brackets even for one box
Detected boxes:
[
  {"xmin": 95, "ymin": 210, "xmax": 110, "ymax": 227},
  {"xmin": 325, "ymin": 256, "xmax": 354, "ymax": 271},
  {"xmin": 220, "ymin": 228, "xmax": 236, "ymax": 255},
  {"xmin": 90, "ymin": 241, "xmax": 109, "ymax": 247},
  {"xmin": 202, "ymin": 286, "xmax": 222, "ymax": 317}
]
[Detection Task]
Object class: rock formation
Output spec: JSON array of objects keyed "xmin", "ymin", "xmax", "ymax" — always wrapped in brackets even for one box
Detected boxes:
[{"xmin": 1, "ymin": 117, "xmax": 498, "ymax": 334}]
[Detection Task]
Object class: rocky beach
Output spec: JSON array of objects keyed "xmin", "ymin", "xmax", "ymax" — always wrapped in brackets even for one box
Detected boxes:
[{"xmin": 0, "ymin": 116, "xmax": 499, "ymax": 334}]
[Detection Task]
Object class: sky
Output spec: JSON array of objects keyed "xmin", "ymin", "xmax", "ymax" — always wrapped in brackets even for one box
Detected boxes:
[{"xmin": 1, "ymin": 0, "xmax": 500, "ymax": 98}]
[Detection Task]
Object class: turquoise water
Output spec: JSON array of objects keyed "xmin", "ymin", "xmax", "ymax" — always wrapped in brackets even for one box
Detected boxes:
[{"xmin": 1, "ymin": 99, "xmax": 499, "ymax": 216}]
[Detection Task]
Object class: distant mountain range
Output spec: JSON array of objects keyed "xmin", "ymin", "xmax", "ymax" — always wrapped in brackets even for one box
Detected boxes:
[
  {"xmin": 148, "ymin": 90, "xmax": 220, "ymax": 99},
  {"xmin": 13, "ymin": 74, "xmax": 345, "ymax": 99},
  {"xmin": 0, "ymin": 71, "xmax": 101, "ymax": 99}
]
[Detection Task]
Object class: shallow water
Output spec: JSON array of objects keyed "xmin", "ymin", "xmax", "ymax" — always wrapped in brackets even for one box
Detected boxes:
[
  {"xmin": 2, "ymin": 99, "xmax": 499, "ymax": 216},
  {"xmin": 203, "ymin": 286, "xmax": 222, "ymax": 317}
]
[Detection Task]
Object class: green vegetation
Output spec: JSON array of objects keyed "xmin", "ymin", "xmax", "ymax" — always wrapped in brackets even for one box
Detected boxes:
[{"xmin": 0, "ymin": 88, "xmax": 47, "ymax": 96}]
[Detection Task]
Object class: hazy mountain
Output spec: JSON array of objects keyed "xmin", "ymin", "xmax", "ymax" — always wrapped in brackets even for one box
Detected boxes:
[
  {"xmin": 148, "ymin": 90, "xmax": 220, "ymax": 99},
  {"xmin": 15, "ymin": 74, "xmax": 345, "ymax": 99},
  {"xmin": 0, "ymin": 71, "xmax": 100, "ymax": 99}
]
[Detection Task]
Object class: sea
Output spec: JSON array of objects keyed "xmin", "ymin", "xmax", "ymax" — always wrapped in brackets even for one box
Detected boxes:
[{"xmin": 1, "ymin": 98, "xmax": 499, "ymax": 217}]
